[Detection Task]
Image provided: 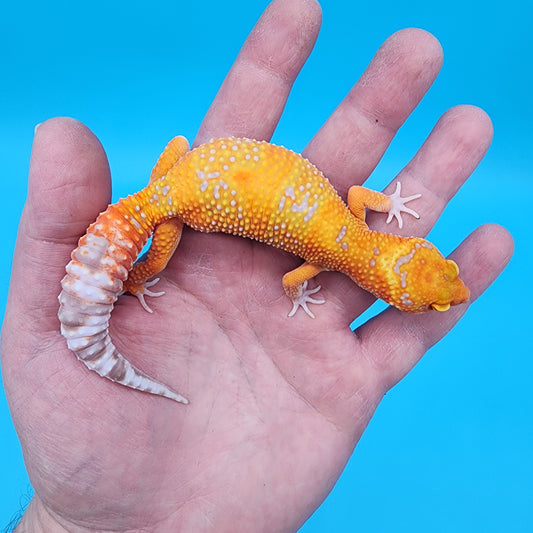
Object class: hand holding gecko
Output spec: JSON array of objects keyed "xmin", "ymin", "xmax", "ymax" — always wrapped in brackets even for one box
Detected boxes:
[{"xmin": 1, "ymin": 0, "xmax": 512, "ymax": 531}]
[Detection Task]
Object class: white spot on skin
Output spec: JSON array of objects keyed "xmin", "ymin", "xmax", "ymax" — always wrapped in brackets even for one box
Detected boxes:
[
  {"xmin": 196, "ymin": 170, "xmax": 205, "ymax": 179},
  {"xmin": 134, "ymin": 205, "xmax": 140, "ymax": 212},
  {"xmin": 341, "ymin": 242, "xmax": 348, "ymax": 250},
  {"xmin": 214, "ymin": 185, "xmax": 220, "ymax": 199},
  {"xmin": 162, "ymin": 185, "xmax": 170, "ymax": 195},
  {"xmin": 292, "ymin": 192, "xmax": 310, "ymax": 213},
  {"xmin": 336, "ymin": 226, "xmax": 347, "ymax": 242},
  {"xmin": 304, "ymin": 202, "xmax": 319, "ymax": 222},
  {"xmin": 370, "ymin": 259, "xmax": 376, "ymax": 268},
  {"xmin": 393, "ymin": 249, "xmax": 416, "ymax": 274},
  {"xmin": 207, "ymin": 172, "xmax": 220, "ymax": 179},
  {"xmin": 200, "ymin": 181, "xmax": 209, "ymax": 192},
  {"xmin": 374, "ymin": 248, "xmax": 380, "ymax": 255},
  {"xmin": 285, "ymin": 187, "xmax": 296, "ymax": 200},
  {"xmin": 279, "ymin": 197, "xmax": 286, "ymax": 212},
  {"xmin": 401, "ymin": 271, "xmax": 407, "ymax": 288},
  {"xmin": 400, "ymin": 293, "xmax": 413, "ymax": 306}
]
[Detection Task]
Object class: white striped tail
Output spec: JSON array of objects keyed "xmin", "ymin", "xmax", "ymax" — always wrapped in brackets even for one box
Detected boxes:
[{"xmin": 58, "ymin": 204, "xmax": 188, "ymax": 404}]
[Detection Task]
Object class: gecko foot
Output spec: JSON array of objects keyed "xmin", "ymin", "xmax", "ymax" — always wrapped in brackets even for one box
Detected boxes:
[
  {"xmin": 386, "ymin": 181, "xmax": 422, "ymax": 229},
  {"xmin": 287, "ymin": 281, "xmax": 326, "ymax": 319},
  {"xmin": 128, "ymin": 278, "xmax": 165, "ymax": 313}
]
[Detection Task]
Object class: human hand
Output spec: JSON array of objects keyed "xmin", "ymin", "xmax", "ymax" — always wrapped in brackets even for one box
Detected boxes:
[{"xmin": 1, "ymin": 0, "xmax": 513, "ymax": 531}]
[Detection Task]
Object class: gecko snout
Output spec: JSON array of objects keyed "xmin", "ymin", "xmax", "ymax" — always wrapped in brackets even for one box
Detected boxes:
[{"xmin": 430, "ymin": 259, "xmax": 470, "ymax": 312}]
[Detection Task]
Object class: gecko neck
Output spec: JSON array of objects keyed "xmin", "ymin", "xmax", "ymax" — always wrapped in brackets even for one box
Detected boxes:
[{"xmin": 340, "ymin": 221, "xmax": 405, "ymax": 283}]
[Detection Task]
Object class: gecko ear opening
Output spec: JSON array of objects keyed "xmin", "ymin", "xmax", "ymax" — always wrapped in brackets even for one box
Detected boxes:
[{"xmin": 431, "ymin": 302, "xmax": 451, "ymax": 312}]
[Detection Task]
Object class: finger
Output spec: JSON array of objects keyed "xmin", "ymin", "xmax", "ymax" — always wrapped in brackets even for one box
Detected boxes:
[
  {"xmin": 304, "ymin": 28, "xmax": 443, "ymax": 197},
  {"xmin": 25, "ymin": 118, "xmax": 110, "ymax": 244},
  {"xmin": 8, "ymin": 117, "xmax": 110, "ymax": 327},
  {"xmin": 328, "ymin": 105, "xmax": 494, "ymax": 323},
  {"xmin": 195, "ymin": 0, "xmax": 322, "ymax": 145},
  {"xmin": 355, "ymin": 223, "xmax": 514, "ymax": 393}
]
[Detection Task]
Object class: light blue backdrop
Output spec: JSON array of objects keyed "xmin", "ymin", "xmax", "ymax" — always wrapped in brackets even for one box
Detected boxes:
[{"xmin": 1, "ymin": 0, "xmax": 531, "ymax": 531}]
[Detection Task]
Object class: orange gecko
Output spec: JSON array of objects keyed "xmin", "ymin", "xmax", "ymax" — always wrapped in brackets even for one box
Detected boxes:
[{"xmin": 58, "ymin": 136, "xmax": 469, "ymax": 403}]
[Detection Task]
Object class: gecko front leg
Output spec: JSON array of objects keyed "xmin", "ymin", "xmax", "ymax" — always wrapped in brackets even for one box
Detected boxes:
[{"xmin": 347, "ymin": 181, "xmax": 421, "ymax": 229}]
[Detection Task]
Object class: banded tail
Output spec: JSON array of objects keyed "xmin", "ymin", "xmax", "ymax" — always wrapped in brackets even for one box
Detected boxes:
[{"xmin": 58, "ymin": 196, "xmax": 188, "ymax": 404}]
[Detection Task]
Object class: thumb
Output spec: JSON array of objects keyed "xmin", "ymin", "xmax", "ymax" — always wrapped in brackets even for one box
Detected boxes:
[{"xmin": 7, "ymin": 117, "xmax": 111, "ymax": 332}]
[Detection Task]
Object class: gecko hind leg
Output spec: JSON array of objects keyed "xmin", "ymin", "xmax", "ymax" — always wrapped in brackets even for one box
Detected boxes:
[
  {"xmin": 282, "ymin": 263, "xmax": 325, "ymax": 318},
  {"xmin": 123, "ymin": 219, "xmax": 184, "ymax": 313},
  {"xmin": 123, "ymin": 136, "xmax": 190, "ymax": 312}
]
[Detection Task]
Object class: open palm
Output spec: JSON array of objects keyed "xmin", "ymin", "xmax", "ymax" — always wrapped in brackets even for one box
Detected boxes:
[{"xmin": 1, "ymin": 1, "xmax": 513, "ymax": 531}]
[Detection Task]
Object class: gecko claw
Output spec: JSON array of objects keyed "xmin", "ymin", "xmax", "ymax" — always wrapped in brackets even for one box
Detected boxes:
[
  {"xmin": 130, "ymin": 278, "xmax": 165, "ymax": 313},
  {"xmin": 386, "ymin": 181, "xmax": 422, "ymax": 229},
  {"xmin": 287, "ymin": 281, "xmax": 325, "ymax": 318}
]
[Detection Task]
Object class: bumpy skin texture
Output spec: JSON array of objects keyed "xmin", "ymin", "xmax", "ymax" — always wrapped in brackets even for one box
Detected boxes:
[{"xmin": 58, "ymin": 136, "xmax": 469, "ymax": 402}]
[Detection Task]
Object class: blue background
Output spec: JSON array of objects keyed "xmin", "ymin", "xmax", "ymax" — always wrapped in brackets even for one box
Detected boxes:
[{"xmin": 1, "ymin": 0, "xmax": 531, "ymax": 531}]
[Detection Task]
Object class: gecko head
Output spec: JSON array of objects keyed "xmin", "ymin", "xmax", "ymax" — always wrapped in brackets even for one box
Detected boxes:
[
  {"xmin": 386, "ymin": 242, "xmax": 470, "ymax": 313},
  {"xmin": 428, "ymin": 258, "xmax": 470, "ymax": 312}
]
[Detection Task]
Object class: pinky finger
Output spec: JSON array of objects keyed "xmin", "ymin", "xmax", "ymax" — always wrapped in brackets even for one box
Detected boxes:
[{"xmin": 355, "ymin": 223, "xmax": 514, "ymax": 392}]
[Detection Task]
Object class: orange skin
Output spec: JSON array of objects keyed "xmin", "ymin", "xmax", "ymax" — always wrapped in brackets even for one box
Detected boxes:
[{"xmin": 120, "ymin": 136, "xmax": 469, "ymax": 314}]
